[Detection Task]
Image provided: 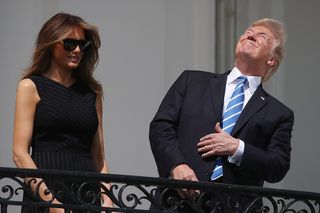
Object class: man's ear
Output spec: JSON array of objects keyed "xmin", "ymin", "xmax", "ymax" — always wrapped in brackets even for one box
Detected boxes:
[{"xmin": 267, "ymin": 57, "xmax": 276, "ymax": 67}]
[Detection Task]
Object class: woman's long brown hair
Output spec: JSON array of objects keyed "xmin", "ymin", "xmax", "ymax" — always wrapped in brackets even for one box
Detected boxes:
[{"xmin": 22, "ymin": 12, "xmax": 103, "ymax": 96}]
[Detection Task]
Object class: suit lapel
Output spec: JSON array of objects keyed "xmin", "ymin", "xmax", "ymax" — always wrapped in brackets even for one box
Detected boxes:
[
  {"xmin": 231, "ymin": 85, "xmax": 268, "ymax": 135},
  {"xmin": 209, "ymin": 74, "xmax": 228, "ymax": 123}
]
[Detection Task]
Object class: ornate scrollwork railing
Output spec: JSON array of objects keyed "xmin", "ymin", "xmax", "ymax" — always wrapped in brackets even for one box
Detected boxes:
[{"xmin": 0, "ymin": 167, "xmax": 320, "ymax": 212}]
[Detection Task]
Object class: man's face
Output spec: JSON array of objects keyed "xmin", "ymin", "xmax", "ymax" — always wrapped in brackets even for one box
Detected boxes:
[{"xmin": 235, "ymin": 25, "xmax": 275, "ymax": 64}]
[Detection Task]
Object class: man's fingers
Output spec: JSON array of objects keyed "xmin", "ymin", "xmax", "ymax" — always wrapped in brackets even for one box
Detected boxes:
[
  {"xmin": 199, "ymin": 134, "xmax": 212, "ymax": 141},
  {"xmin": 201, "ymin": 150, "xmax": 215, "ymax": 158}
]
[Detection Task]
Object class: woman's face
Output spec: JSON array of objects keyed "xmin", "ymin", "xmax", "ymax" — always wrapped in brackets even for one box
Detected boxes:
[{"xmin": 51, "ymin": 27, "xmax": 87, "ymax": 71}]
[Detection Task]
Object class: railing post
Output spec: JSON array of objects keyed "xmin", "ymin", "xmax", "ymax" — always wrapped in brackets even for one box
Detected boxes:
[{"xmin": 1, "ymin": 204, "xmax": 7, "ymax": 213}]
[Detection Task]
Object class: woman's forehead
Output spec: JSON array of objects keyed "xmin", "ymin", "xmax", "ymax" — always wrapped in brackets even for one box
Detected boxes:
[{"xmin": 64, "ymin": 26, "xmax": 85, "ymax": 38}]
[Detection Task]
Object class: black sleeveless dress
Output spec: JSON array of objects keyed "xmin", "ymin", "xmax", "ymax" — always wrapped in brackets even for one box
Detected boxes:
[{"xmin": 22, "ymin": 74, "xmax": 100, "ymax": 213}]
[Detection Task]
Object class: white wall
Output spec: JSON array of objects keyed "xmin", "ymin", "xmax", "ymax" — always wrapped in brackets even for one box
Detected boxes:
[
  {"xmin": 283, "ymin": 0, "xmax": 320, "ymax": 193},
  {"xmin": 0, "ymin": 0, "xmax": 47, "ymax": 167}
]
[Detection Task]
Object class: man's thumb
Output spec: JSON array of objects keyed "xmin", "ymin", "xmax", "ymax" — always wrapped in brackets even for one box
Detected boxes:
[{"xmin": 215, "ymin": 122, "xmax": 223, "ymax": 133}]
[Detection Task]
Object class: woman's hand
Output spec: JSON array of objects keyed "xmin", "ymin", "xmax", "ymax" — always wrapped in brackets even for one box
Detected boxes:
[
  {"xmin": 102, "ymin": 195, "xmax": 113, "ymax": 208},
  {"xmin": 49, "ymin": 199, "xmax": 70, "ymax": 213},
  {"xmin": 101, "ymin": 195, "xmax": 114, "ymax": 213},
  {"xmin": 49, "ymin": 207, "xmax": 66, "ymax": 213}
]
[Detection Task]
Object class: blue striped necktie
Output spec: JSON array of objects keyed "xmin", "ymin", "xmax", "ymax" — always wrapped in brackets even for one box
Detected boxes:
[{"xmin": 210, "ymin": 76, "xmax": 248, "ymax": 181}]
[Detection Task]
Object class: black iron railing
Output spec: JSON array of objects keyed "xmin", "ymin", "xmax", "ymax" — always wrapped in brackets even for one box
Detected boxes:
[{"xmin": 0, "ymin": 167, "xmax": 319, "ymax": 212}]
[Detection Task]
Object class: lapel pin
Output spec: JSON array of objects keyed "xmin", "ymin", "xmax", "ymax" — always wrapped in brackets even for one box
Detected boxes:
[{"xmin": 260, "ymin": 96, "xmax": 265, "ymax": 101}]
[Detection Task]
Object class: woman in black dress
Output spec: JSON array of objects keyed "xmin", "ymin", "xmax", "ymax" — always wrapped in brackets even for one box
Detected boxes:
[{"xmin": 13, "ymin": 13, "xmax": 113, "ymax": 212}]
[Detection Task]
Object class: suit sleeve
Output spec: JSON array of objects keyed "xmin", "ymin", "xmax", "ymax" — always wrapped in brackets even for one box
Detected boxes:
[
  {"xmin": 240, "ymin": 108, "xmax": 294, "ymax": 183},
  {"xmin": 149, "ymin": 71, "xmax": 189, "ymax": 178}
]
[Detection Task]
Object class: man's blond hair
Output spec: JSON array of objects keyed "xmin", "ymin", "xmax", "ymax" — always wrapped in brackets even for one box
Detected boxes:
[{"xmin": 251, "ymin": 18, "xmax": 286, "ymax": 81}]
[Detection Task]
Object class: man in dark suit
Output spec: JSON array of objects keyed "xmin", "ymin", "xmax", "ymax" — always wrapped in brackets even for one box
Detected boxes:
[{"xmin": 149, "ymin": 18, "xmax": 294, "ymax": 207}]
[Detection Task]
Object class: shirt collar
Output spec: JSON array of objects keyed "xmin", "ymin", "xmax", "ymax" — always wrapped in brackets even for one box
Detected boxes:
[{"xmin": 228, "ymin": 67, "xmax": 261, "ymax": 94}]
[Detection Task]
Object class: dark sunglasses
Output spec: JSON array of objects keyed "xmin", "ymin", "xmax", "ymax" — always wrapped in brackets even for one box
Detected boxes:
[{"xmin": 62, "ymin": 38, "xmax": 92, "ymax": 52}]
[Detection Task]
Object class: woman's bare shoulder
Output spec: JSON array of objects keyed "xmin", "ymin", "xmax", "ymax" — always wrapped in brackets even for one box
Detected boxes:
[
  {"xmin": 16, "ymin": 78, "xmax": 39, "ymax": 102},
  {"xmin": 17, "ymin": 78, "xmax": 36, "ymax": 91}
]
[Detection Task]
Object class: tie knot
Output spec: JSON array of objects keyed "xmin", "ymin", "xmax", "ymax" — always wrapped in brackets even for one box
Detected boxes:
[{"xmin": 237, "ymin": 76, "xmax": 248, "ymax": 84}]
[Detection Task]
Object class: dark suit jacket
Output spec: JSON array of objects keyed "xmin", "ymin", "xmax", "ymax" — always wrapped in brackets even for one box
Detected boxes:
[{"xmin": 149, "ymin": 70, "xmax": 294, "ymax": 186}]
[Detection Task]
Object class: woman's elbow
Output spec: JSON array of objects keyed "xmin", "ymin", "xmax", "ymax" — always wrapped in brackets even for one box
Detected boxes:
[
  {"xmin": 12, "ymin": 149, "xmax": 29, "ymax": 168},
  {"xmin": 13, "ymin": 152, "xmax": 23, "ymax": 167}
]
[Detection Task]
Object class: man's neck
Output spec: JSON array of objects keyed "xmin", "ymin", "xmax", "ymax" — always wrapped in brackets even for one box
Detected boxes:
[{"xmin": 234, "ymin": 60, "xmax": 266, "ymax": 77}]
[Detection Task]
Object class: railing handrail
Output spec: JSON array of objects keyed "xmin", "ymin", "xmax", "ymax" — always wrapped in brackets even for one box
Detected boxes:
[{"xmin": 1, "ymin": 166, "xmax": 319, "ymax": 201}]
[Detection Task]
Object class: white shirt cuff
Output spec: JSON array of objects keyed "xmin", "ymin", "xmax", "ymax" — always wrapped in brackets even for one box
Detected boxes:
[{"xmin": 228, "ymin": 139, "xmax": 245, "ymax": 166}]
